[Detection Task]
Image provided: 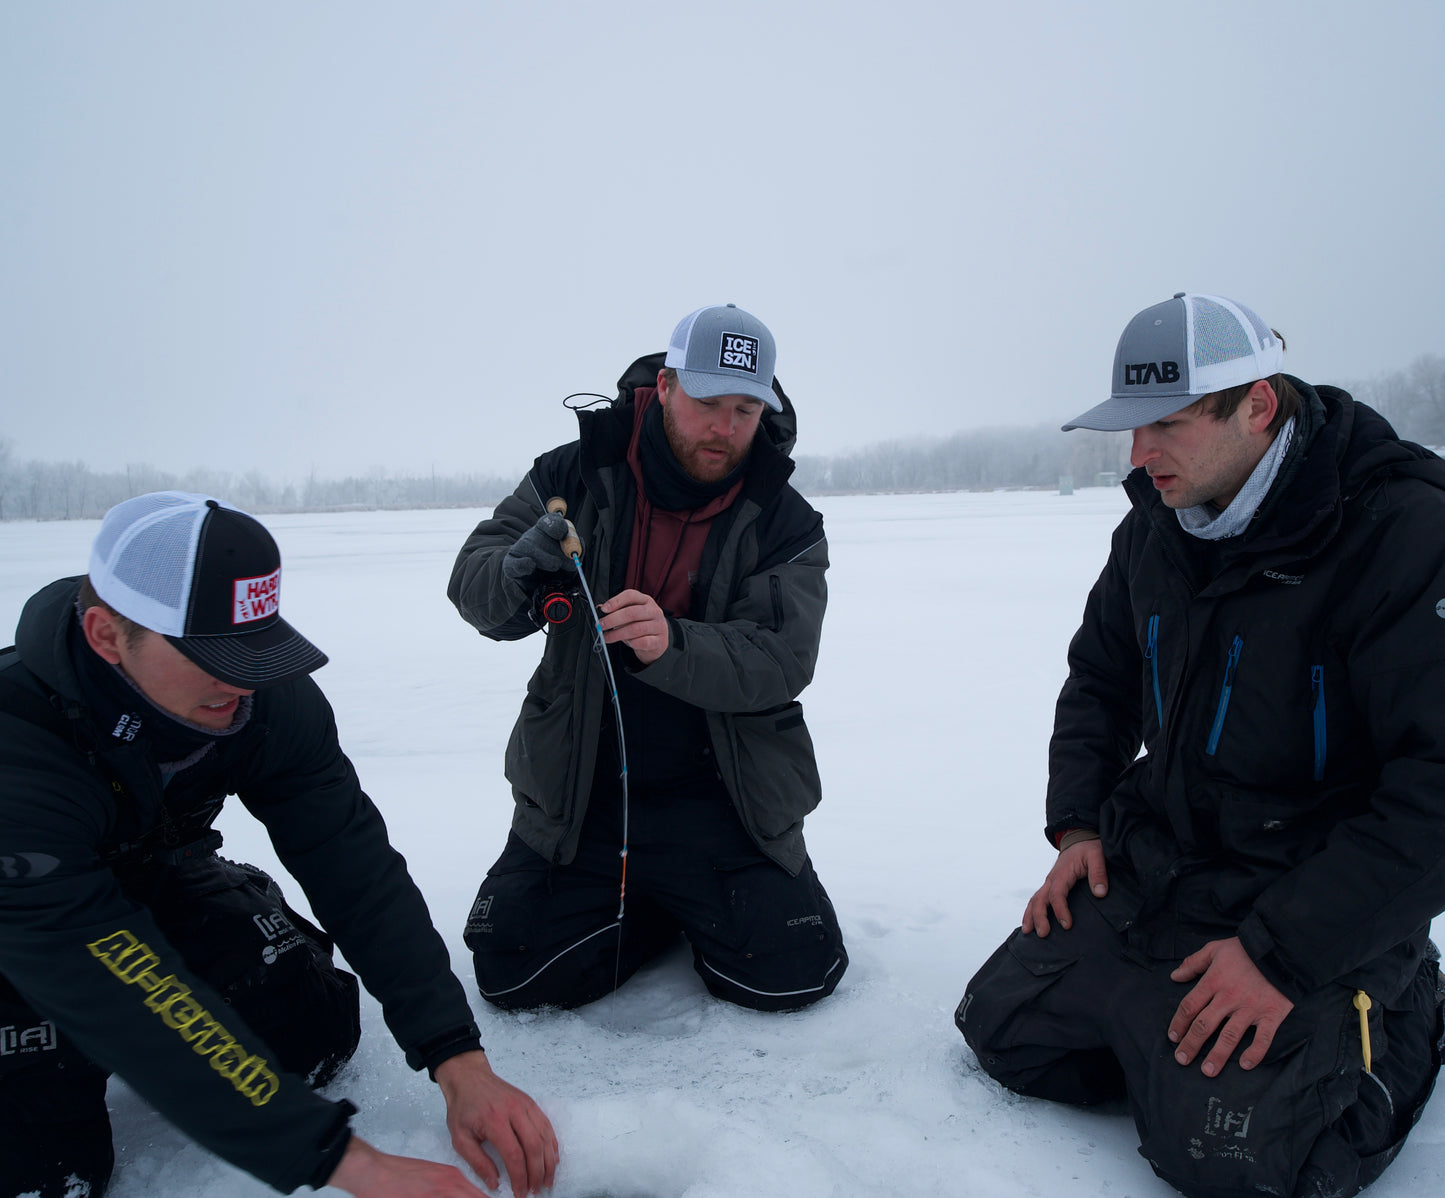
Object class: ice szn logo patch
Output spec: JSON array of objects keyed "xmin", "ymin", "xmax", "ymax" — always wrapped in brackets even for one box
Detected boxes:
[
  {"xmin": 719, "ymin": 333, "xmax": 759, "ymax": 374},
  {"xmin": 233, "ymin": 567, "xmax": 280, "ymax": 625}
]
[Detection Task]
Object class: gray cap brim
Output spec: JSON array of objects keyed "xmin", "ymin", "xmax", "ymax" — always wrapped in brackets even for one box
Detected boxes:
[
  {"xmin": 1061, "ymin": 391, "xmax": 1196, "ymax": 432},
  {"xmin": 675, "ymin": 367, "xmax": 782, "ymax": 412}
]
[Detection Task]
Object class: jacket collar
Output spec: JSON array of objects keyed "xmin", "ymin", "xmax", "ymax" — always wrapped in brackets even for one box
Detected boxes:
[
  {"xmin": 578, "ymin": 391, "xmax": 795, "ymax": 512},
  {"xmin": 1125, "ymin": 377, "xmax": 1445, "ymax": 584}
]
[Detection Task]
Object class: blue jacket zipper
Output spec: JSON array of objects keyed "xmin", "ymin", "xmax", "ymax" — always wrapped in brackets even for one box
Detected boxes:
[
  {"xmin": 1145, "ymin": 615, "xmax": 1163, "ymax": 727},
  {"xmin": 1311, "ymin": 665, "xmax": 1327, "ymax": 780},
  {"xmin": 1206, "ymin": 636, "xmax": 1244, "ymax": 756}
]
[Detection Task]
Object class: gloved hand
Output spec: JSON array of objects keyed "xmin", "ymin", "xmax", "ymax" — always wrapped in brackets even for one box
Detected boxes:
[{"xmin": 502, "ymin": 512, "xmax": 576, "ymax": 588}]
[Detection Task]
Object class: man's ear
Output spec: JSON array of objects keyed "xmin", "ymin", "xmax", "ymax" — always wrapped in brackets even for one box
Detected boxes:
[
  {"xmin": 1246, "ymin": 380, "xmax": 1279, "ymax": 435},
  {"xmin": 655, "ymin": 370, "xmax": 672, "ymax": 406},
  {"xmin": 82, "ymin": 605, "xmax": 125, "ymax": 665}
]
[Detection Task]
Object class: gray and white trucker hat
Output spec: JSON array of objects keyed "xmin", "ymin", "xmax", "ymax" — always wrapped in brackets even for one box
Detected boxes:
[
  {"xmin": 1063, "ymin": 293, "xmax": 1285, "ymax": 431},
  {"xmin": 89, "ymin": 491, "xmax": 327, "ymax": 688},
  {"xmin": 664, "ymin": 303, "xmax": 781, "ymax": 411}
]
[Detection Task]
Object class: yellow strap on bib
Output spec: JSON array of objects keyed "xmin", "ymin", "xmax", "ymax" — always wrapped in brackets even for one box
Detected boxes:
[{"xmin": 1353, "ymin": 991, "xmax": 1373, "ymax": 1074}]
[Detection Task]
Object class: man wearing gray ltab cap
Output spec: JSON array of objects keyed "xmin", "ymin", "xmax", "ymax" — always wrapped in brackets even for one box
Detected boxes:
[
  {"xmin": 0, "ymin": 492, "xmax": 557, "ymax": 1198},
  {"xmin": 956, "ymin": 294, "xmax": 1445, "ymax": 1197}
]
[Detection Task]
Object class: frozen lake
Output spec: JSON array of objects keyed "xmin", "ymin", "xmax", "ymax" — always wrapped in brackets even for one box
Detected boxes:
[{"xmin": 3, "ymin": 489, "xmax": 1441, "ymax": 1197}]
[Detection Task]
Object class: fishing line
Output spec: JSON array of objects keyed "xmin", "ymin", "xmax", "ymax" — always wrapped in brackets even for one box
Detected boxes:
[{"xmin": 544, "ymin": 498, "xmax": 630, "ymax": 996}]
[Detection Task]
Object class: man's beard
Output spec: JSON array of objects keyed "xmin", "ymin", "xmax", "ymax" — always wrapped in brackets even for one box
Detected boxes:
[{"xmin": 662, "ymin": 402, "xmax": 748, "ymax": 482}]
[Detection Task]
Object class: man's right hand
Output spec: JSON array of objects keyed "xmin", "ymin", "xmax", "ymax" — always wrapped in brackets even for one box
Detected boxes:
[
  {"xmin": 326, "ymin": 1136, "xmax": 492, "ymax": 1197},
  {"xmin": 1021, "ymin": 839, "xmax": 1109, "ymax": 937},
  {"xmin": 501, "ymin": 512, "xmax": 574, "ymax": 589}
]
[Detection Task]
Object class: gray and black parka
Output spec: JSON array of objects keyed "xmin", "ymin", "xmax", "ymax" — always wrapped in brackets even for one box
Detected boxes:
[
  {"xmin": 448, "ymin": 355, "xmax": 828, "ymax": 876},
  {"xmin": 1047, "ymin": 379, "xmax": 1445, "ymax": 1007}
]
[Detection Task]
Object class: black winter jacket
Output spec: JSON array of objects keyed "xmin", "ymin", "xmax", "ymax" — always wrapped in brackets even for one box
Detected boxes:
[
  {"xmin": 448, "ymin": 354, "xmax": 828, "ymax": 874},
  {"xmin": 0, "ymin": 579, "xmax": 481, "ymax": 1193},
  {"xmin": 1047, "ymin": 381, "xmax": 1445, "ymax": 1006}
]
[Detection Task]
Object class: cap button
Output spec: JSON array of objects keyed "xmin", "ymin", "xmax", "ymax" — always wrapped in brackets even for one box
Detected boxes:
[
  {"xmin": 205, "ymin": 499, "xmax": 219, "ymax": 509},
  {"xmin": 725, "ymin": 302, "xmax": 736, "ymax": 308},
  {"xmin": 1173, "ymin": 292, "xmax": 1186, "ymax": 299}
]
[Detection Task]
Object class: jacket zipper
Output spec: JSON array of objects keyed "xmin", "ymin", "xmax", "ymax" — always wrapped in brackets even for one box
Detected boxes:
[
  {"xmin": 1145, "ymin": 614, "xmax": 1163, "ymax": 727},
  {"xmin": 1311, "ymin": 665, "xmax": 1327, "ymax": 781},
  {"xmin": 1206, "ymin": 636, "xmax": 1244, "ymax": 756}
]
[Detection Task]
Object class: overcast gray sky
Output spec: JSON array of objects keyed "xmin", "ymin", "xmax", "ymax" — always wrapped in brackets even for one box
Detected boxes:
[{"xmin": 3, "ymin": 2, "xmax": 1442, "ymax": 483}]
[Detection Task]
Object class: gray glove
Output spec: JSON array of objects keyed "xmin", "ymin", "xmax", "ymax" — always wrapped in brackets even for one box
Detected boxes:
[{"xmin": 502, "ymin": 511, "xmax": 575, "ymax": 587}]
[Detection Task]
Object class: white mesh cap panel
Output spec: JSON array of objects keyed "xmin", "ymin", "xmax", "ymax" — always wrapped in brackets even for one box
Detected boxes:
[
  {"xmin": 88, "ymin": 491, "xmax": 213, "ymax": 635},
  {"xmin": 1190, "ymin": 296, "xmax": 1256, "ymax": 368},
  {"xmin": 664, "ymin": 306, "xmax": 709, "ymax": 368},
  {"xmin": 1186, "ymin": 294, "xmax": 1284, "ymax": 397}
]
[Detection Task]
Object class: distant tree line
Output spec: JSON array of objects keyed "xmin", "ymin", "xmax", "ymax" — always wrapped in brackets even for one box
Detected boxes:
[
  {"xmin": 1346, "ymin": 354, "xmax": 1445, "ymax": 447},
  {"xmin": 791, "ymin": 427, "xmax": 1130, "ymax": 494},
  {"xmin": 2, "ymin": 353, "xmax": 1440, "ymax": 521},
  {"xmin": 0, "ymin": 451, "xmax": 518, "ymax": 522}
]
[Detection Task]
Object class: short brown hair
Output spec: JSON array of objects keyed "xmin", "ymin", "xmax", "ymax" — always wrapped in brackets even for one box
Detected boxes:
[
  {"xmin": 77, "ymin": 577, "xmax": 149, "ymax": 650},
  {"xmin": 658, "ymin": 366, "xmax": 678, "ymax": 389},
  {"xmin": 1197, "ymin": 374, "xmax": 1299, "ymax": 435}
]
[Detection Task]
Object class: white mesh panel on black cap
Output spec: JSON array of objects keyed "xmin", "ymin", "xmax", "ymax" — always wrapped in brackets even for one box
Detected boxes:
[{"xmin": 89, "ymin": 492, "xmax": 213, "ymax": 635}]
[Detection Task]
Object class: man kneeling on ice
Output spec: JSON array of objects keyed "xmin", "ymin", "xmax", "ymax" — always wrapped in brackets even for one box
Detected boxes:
[
  {"xmin": 0, "ymin": 491, "xmax": 557, "ymax": 1197},
  {"xmin": 957, "ymin": 294, "xmax": 1445, "ymax": 1198},
  {"xmin": 449, "ymin": 304, "xmax": 847, "ymax": 1012}
]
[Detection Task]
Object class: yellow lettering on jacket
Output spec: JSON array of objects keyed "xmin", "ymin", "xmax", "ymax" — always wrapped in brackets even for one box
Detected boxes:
[{"xmin": 86, "ymin": 929, "xmax": 279, "ymax": 1107}]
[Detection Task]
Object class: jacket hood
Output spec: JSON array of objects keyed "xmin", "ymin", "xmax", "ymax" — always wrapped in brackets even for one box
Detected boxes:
[
  {"xmin": 614, "ymin": 351, "xmax": 800, "ymax": 458},
  {"xmin": 14, "ymin": 576, "xmax": 88, "ymax": 703}
]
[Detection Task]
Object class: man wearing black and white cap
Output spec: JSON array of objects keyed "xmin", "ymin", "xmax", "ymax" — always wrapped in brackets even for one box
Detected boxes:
[
  {"xmin": 957, "ymin": 295, "xmax": 1445, "ymax": 1197},
  {"xmin": 0, "ymin": 493, "xmax": 557, "ymax": 1198},
  {"xmin": 449, "ymin": 305, "xmax": 847, "ymax": 1013}
]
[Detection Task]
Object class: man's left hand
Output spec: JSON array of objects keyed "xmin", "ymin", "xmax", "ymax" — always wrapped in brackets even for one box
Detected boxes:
[
  {"xmin": 1168, "ymin": 937, "xmax": 1294, "ymax": 1077},
  {"xmin": 434, "ymin": 1051, "xmax": 558, "ymax": 1196},
  {"xmin": 599, "ymin": 590, "xmax": 670, "ymax": 665}
]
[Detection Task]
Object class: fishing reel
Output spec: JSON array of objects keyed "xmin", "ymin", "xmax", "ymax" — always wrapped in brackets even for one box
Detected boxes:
[
  {"xmin": 528, "ymin": 496, "xmax": 587, "ymax": 629},
  {"xmin": 532, "ymin": 575, "xmax": 586, "ymax": 628}
]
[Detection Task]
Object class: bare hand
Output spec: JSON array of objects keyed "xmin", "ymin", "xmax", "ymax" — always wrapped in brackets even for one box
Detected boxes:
[
  {"xmin": 327, "ymin": 1136, "xmax": 488, "ymax": 1197},
  {"xmin": 598, "ymin": 589, "xmax": 670, "ymax": 665},
  {"xmin": 435, "ymin": 1051, "xmax": 558, "ymax": 1196},
  {"xmin": 1168, "ymin": 937, "xmax": 1294, "ymax": 1077},
  {"xmin": 1021, "ymin": 840, "xmax": 1109, "ymax": 937}
]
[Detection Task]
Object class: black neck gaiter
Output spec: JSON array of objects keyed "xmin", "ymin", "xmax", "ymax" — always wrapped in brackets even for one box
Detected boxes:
[
  {"xmin": 639, "ymin": 401, "xmax": 749, "ymax": 511},
  {"xmin": 70, "ymin": 612, "xmax": 252, "ymax": 773}
]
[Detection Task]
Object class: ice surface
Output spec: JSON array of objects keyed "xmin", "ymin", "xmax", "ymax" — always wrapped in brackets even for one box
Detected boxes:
[{"xmin": 2, "ymin": 491, "xmax": 1441, "ymax": 1197}]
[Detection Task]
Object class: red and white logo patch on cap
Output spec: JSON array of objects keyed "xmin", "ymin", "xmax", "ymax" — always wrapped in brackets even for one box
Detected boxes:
[{"xmin": 233, "ymin": 568, "xmax": 281, "ymax": 625}]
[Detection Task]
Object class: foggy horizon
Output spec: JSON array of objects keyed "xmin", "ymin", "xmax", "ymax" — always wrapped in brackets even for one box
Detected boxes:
[{"xmin": 4, "ymin": 3, "xmax": 1442, "ymax": 482}]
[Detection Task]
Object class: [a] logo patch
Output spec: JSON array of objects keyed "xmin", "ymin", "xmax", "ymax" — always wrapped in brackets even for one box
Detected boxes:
[{"xmin": 719, "ymin": 333, "xmax": 759, "ymax": 374}]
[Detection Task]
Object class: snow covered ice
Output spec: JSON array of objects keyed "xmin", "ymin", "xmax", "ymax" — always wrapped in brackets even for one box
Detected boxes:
[{"xmin": 3, "ymin": 490, "xmax": 1442, "ymax": 1197}]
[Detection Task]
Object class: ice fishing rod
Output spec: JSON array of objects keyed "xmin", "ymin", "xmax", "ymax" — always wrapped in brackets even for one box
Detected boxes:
[{"xmin": 544, "ymin": 498, "xmax": 630, "ymax": 930}]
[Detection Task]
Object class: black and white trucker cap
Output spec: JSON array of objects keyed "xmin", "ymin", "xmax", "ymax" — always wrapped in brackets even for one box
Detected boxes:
[
  {"xmin": 1063, "ymin": 293, "xmax": 1285, "ymax": 432},
  {"xmin": 88, "ymin": 491, "xmax": 327, "ymax": 688}
]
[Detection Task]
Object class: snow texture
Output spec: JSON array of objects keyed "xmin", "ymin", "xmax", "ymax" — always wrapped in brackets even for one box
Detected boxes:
[{"xmin": 2, "ymin": 490, "xmax": 1442, "ymax": 1197}]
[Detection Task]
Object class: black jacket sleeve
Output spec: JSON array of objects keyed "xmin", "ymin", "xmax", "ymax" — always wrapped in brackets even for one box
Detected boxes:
[
  {"xmin": 237, "ymin": 678, "xmax": 482, "ymax": 1073},
  {"xmin": 448, "ymin": 448, "xmax": 581, "ymax": 642},
  {"xmin": 1045, "ymin": 515, "xmax": 1146, "ymax": 845}
]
